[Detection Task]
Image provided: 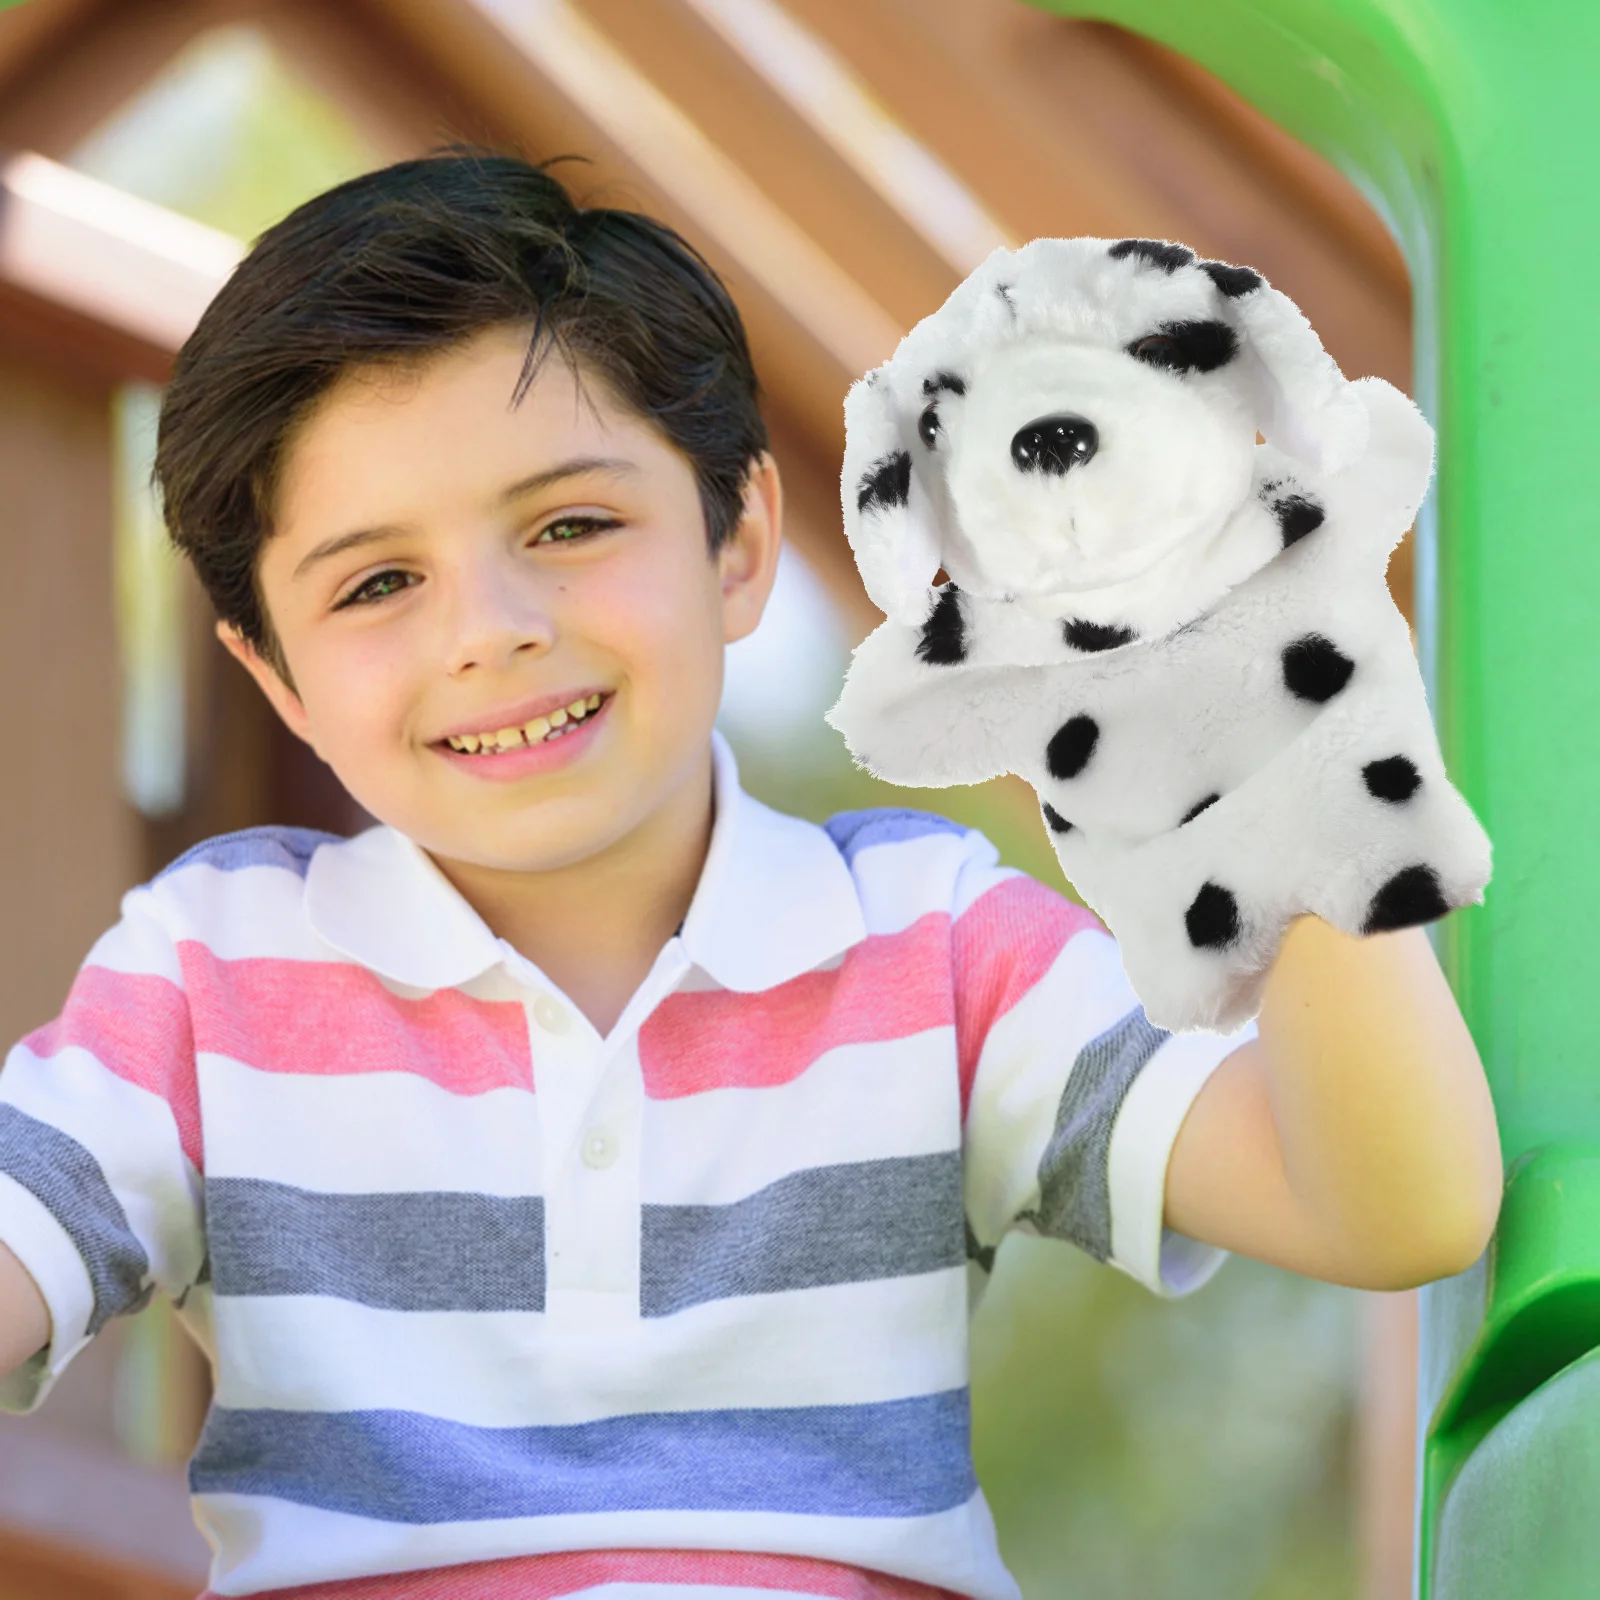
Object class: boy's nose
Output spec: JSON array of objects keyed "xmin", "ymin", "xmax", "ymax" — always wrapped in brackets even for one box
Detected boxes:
[{"xmin": 441, "ymin": 565, "xmax": 557, "ymax": 675}]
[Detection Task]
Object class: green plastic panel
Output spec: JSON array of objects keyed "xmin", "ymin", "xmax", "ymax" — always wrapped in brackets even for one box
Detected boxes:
[{"xmin": 1435, "ymin": 1342, "xmax": 1600, "ymax": 1599}]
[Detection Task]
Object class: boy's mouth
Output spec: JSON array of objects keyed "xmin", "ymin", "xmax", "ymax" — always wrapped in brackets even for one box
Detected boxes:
[{"xmin": 439, "ymin": 692, "xmax": 609, "ymax": 755}]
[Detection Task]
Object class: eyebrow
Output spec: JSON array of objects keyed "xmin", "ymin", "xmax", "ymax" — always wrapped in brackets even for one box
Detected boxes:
[{"xmin": 290, "ymin": 455, "xmax": 641, "ymax": 580}]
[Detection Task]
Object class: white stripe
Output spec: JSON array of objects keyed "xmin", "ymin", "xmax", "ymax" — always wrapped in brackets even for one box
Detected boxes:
[
  {"xmin": 0, "ymin": 1045, "xmax": 201, "ymax": 1289},
  {"xmin": 1106, "ymin": 1018, "xmax": 1256, "ymax": 1295},
  {"xmin": 962, "ymin": 928, "xmax": 1136, "ymax": 1240},
  {"xmin": 848, "ymin": 831, "xmax": 1003, "ymax": 936},
  {"xmin": 0, "ymin": 1169, "xmax": 95, "ymax": 1405},
  {"xmin": 196, "ymin": 1493, "xmax": 1019, "ymax": 1600},
  {"xmin": 645, "ymin": 1031, "xmax": 959, "ymax": 1205},
  {"xmin": 197, "ymin": 1054, "xmax": 543, "ymax": 1195},
  {"xmin": 152, "ymin": 861, "xmax": 333, "ymax": 962},
  {"xmin": 82, "ymin": 899, "xmax": 184, "ymax": 983},
  {"xmin": 208, "ymin": 1269, "xmax": 967, "ymax": 1425}
]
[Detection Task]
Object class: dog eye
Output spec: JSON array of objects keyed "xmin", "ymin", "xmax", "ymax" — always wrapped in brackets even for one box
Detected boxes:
[
  {"xmin": 918, "ymin": 404, "xmax": 941, "ymax": 448},
  {"xmin": 1130, "ymin": 334, "xmax": 1183, "ymax": 370}
]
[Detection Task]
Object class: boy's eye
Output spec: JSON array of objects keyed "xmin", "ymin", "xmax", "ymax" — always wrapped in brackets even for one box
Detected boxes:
[
  {"xmin": 335, "ymin": 569, "xmax": 416, "ymax": 609},
  {"xmin": 534, "ymin": 514, "xmax": 619, "ymax": 545}
]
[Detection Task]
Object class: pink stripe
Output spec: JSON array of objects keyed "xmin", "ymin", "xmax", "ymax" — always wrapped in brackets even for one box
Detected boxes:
[
  {"xmin": 179, "ymin": 943, "xmax": 533, "ymax": 1097},
  {"xmin": 218, "ymin": 1548, "xmax": 967, "ymax": 1600},
  {"xmin": 23, "ymin": 965, "xmax": 201, "ymax": 1170},
  {"xmin": 640, "ymin": 916, "xmax": 955, "ymax": 1100},
  {"xmin": 952, "ymin": 878, "xmax": 1103, "ymax": 1118}
]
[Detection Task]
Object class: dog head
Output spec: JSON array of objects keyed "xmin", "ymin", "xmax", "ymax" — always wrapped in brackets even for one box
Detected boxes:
[{"xmin": 841, "ymin": 236, "xmax": 1368, "ymax": 629}]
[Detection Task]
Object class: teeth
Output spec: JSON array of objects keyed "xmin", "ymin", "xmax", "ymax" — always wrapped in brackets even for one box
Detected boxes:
[{"xmin": 446, "ymin": 694, "xmax": 607, "ymax": 754}]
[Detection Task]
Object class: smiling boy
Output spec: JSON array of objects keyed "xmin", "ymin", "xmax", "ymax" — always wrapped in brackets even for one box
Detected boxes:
[{"xmin": 0, "ymin": 156, "xmax": 1500, "ymax": 1599}]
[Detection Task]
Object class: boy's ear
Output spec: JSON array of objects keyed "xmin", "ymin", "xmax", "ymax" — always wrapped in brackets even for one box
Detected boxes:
[
  {"xmin": 720, "ymin": 452, "xmax": 783, "ymax": 647},
  {"xmin": 215, "ymin": 621, "xmax": 317, "ymax": 749}
]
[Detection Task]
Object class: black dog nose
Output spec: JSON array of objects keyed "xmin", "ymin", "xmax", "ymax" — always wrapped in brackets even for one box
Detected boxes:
[{"xmin": 1011, "ymin": 414, "xmax": 1098, "ymax": 475}]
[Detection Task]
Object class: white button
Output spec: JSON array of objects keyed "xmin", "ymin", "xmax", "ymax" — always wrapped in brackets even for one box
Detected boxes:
[
  {"xmin": 581, "ymin": 1128, "xmax": 619, "ymax": 1169},
  {"xmin": 533, "ymin": 994, "xmax": 571, "ymax": 1034}
]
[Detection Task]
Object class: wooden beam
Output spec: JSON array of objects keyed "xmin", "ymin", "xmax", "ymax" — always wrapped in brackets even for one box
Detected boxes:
[
  {"xmin": 0, "ymin": 0, "xmax": 106, "ymax": 103},
  {"xmin": 673, "ymin": 0, "xmax": 1012, "ymax": 276},
  {"xmin": 564, "ymin": 0, "xmax": 957, "ymax": 333},
  {"xmin": 0, "ymin": 150, "xmax": 240, "ymax": 353},
  {"xmin": 0, "ymin": 0, "xmax": 254, "ymax": 159}
]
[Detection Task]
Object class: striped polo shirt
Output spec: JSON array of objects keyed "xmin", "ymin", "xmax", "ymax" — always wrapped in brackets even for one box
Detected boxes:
[{"xmin": 0, "ymin": 733, "xmax": 1254, "ymax": 1600}]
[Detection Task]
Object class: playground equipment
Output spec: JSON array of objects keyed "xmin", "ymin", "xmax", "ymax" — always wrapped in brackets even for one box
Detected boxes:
[{"xmin": 1036, "ymin": 1, "xmax": 1600, "ymax": 1592}]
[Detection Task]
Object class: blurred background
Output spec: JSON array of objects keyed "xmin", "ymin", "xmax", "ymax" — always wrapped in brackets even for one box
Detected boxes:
[{"xmin": 0, "ymin": 2, "xmax": 1422, "ymax": 1596}]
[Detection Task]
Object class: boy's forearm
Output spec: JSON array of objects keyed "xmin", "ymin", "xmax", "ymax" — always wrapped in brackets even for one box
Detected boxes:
[{"xmin": 1252, "ymin": 913, "xmax": 1503, "ymax": 1284}]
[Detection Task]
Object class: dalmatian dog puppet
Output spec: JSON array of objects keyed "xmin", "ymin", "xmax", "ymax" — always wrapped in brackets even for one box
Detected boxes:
[{"xmin": 827, "ymin": 237, "xmax": 1492, "ymax": 1034}]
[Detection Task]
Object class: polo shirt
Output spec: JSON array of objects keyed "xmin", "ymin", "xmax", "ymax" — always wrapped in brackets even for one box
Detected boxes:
[{"xmin": 0, "ymin": 732, "xmax": 1255, "ymax": 1600}]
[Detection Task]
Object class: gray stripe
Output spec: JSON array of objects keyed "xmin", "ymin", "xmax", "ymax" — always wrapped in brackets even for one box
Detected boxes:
[
  {"xmin": 205, "ymin": 1178, "xmax": 544, "ymax": 1311},
  {"xmin": 190, "ymin": 1389, "xmax": 976, "ymax": 1520},
  {"xmin": 641, "ymin": 1151, "xmax": 964, "ymax": 1317},
  {"xmin": 0, "ymin": 1103, "xmax": 151, "ymax": 1333},
  {"xmin": 1032, "ymin": 1007, "xmax": 1169, "ymax": 1261}
]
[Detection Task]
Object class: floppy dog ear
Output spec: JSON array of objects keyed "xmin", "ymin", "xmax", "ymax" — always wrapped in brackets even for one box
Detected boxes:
[
  {"xmin": 1203, "ymin": 260, "xmax": 1370, "ymax": 475},
  {"xmin": 841, "ymin": 372, "xmax": 941, "ymax": 624}
]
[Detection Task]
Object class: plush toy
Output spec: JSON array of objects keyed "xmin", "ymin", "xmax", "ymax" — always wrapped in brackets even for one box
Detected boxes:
[{"xmin": 826, "ymin": 236, "xmax": 1492, "ymax": 1034}]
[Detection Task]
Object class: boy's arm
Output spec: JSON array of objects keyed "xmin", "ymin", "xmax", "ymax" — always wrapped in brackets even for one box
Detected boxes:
[
  {"xmin": 1164, "ymin": 914, "xmax": 1503, "ymax": 1289},
  {"xmin": 0, "ymin": 1242, "xmax": 48, "ymax": 1376}
]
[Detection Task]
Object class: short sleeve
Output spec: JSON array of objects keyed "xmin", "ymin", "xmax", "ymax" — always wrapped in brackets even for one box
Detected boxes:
[
  {"xmin": 0, "ymin": 886, "xmax": 205, "ymax": 1411},
  {"xmin": 953, "ymin": 831, "xmax": 1256, "ymax": 1298}
]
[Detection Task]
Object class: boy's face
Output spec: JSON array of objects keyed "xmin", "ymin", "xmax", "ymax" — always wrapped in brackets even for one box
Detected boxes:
[{"xmin": 223, "ymin": 323, "xmax": 781, "ymax": 875}]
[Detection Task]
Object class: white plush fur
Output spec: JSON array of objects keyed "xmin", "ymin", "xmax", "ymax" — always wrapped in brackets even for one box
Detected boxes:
[{"xmin": 827, "ymin": 237, "xmax": 1491, "ymax": 1033}]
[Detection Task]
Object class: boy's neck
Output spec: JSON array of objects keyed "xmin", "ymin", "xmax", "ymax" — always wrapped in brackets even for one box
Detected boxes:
[{"xmin": 426, "ymin": 751, "xmax": 716, "ymax": 1038}]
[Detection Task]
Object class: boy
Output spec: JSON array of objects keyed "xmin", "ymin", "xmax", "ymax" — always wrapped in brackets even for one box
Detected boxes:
[{"xmin": 0, "ymin": 155, "xmax": 1500, "ymax": 1599}]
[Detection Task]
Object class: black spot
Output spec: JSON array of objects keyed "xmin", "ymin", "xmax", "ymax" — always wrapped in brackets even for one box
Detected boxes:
[
  {"xmin": 1109, "ymin": 237, "xmax": 1196, "ymax": 273},
  {"xmin": 1042, "ymin": 803, "xmax": 1074, "ymax": 835},
  {"xmin": 1127, "ymin": 319, "xmax": 1238, "ymax": 374},
  {"xmin": 1180, "ymin": 793, "xmax": 1220, "ymax": 825},
  {"xmin": 1274, "ymin": 493, "xmax": 1325, "ymax": 547},
  {"xmin": 1362, "ymin": 865, "xmax": 1450, "ymax": 934},
  {"xmin": 1199, "ymin": 259, "xmax": 1263, "ymax": 297},
  {"xmin": 1186, "ymin": 882, "xmax": 1241, "ymax": 949},
  {"xmin": 1012, "ymin": 415, "xmax": 1098, "ymax": 475},
  {"xmin": 856, "ymin": 451, "xmax": 911, "ymax": 514},
  {"xmin": 915, "ymin": 586, "xmax": 966, "ymax": 666},
  {"xmin": 1063, "ymin": 618, "xmax": 1136, "ymax": 652},
  {"xmin": 1046, "ymin": 715, "xmax": 1099, "ymax": 780},
  {"xmin": 1364, "ymin": 756, "xmax": 1422, "ymax": 803},
  {"xmin": 922, "ymin": 372, "xmax": 966, "ymax": 397},
  {"xmin": 1282, "ymin": 634, "xmax": 1355, "ymax": 703},
  {"xmin": 995, "ymin": 282, "xmax": 1016, "ymax": 317}
]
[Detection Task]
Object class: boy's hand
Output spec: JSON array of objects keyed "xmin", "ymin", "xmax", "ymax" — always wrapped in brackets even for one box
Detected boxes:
[
  {"xmin": 1164, "ymin": 914, "xmax": 1503, "ymax": 1289},
  {"xmin": 0, "ymin": 1242, "xmax": 48, "ymax": 1378}
]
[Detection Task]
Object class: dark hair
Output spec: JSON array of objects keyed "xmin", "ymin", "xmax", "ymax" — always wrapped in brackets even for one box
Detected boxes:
[{"xmin": 156, "ymin": 152, "xmax": 769, "ymax": 666}]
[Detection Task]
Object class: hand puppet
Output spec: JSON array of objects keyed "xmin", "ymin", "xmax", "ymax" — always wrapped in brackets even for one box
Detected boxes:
[{"xmin": 826, "ymin": 236, "xmax": 1491, "ymax": 1033}]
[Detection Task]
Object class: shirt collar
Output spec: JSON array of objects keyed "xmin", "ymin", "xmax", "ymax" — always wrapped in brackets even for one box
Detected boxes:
[{"xmin": 303, "ymin": 731, "xmax": 866, "ymax": 995}]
